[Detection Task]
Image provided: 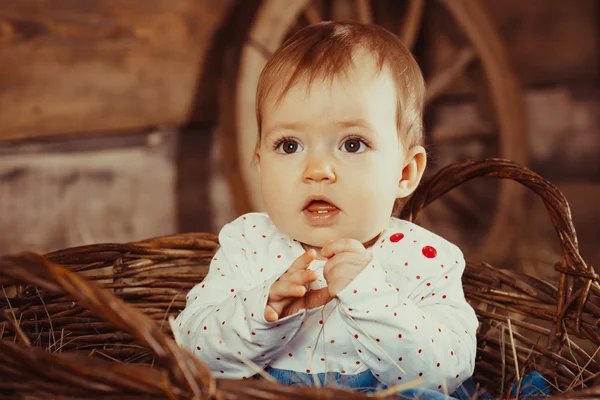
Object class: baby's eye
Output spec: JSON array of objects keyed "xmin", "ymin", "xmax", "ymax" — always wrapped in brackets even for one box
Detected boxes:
[
  {"xmin": 341, "ymin": 138, "xmax": 368, "ymax": 153},
  {"xmin": 275, "ymin": 138, "xmax": 303, "ymax": 154}
]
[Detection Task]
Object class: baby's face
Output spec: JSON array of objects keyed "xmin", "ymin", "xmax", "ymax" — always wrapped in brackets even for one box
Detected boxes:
[{"xmin": 256, "ymin": 55, "xmax": 409, "ymax": 248}]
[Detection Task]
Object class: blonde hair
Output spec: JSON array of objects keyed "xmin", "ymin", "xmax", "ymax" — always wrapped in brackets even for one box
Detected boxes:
[{"xmin": 255, "ymin": 20, "xmax": 425, "ymax": 155}]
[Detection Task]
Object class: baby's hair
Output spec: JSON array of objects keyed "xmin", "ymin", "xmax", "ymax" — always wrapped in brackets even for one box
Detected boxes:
[{"xmin": 254, "ymin": 20, "xmax": 425, "ymax": 158}]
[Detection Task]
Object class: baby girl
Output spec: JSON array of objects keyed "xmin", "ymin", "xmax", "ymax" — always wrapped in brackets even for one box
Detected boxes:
[{"xmin": 175, "ymin": 20, "xmax": 478, "ymax": 397}]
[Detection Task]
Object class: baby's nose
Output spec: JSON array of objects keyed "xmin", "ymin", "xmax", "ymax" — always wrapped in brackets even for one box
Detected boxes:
[{"xmin": 303, "ymin": 157, "xmax": 336, "ymax": 183}]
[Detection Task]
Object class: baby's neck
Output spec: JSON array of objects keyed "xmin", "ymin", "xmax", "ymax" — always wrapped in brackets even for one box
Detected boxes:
[{"xmin": 300, "ymin": 233, "xmax": 382, "ymax": 259}]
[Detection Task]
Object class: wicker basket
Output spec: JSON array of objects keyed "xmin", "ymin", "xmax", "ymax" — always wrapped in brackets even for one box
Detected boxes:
[{"xmin": 1, "ymin": 159, "xmax": 598, "ymax": 399}]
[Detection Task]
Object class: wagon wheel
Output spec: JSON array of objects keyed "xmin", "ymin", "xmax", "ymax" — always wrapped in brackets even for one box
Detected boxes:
[{"xmin": 220, "ymin": 0, "xmax": 527, "ymax": 261}]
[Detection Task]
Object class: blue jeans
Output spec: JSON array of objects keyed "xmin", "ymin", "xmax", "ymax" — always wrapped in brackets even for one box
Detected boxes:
[
  {"xmin": 253, "ymin": 368, "xmax": 550, "ymax": 399},
  {"xmin": 256, "ymin": 367, "xmax": 461, "ymax": 399}
]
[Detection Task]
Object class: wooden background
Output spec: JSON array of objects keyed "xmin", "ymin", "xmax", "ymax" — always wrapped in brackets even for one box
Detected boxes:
[{"xmin": 0, "ymin": 0, "xmax": 598, "ymax": 279}]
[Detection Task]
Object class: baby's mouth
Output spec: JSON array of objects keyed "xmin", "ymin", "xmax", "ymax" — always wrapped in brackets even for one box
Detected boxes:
[{"xmin": 304, "ymin": 200, "xmax": 339, "ymax": 214}]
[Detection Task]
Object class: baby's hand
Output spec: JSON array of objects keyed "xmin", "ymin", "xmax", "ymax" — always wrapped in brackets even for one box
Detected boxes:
[
  {"xmin": 322, "ymin": 239, "xmax": 373, "ymax": 297},
  {"xmin": 264, "ymin": 250, "xmax": 318, "ymax": 322}
]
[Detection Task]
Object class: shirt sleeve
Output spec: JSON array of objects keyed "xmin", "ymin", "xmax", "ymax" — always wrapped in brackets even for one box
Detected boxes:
[
  {"xmin": 174, "ymin": 216, "xmax": 307, "ymax": 378},
  {"xmin": 335, "ymin": 246, "xmax": 478, "ymax": 393}
]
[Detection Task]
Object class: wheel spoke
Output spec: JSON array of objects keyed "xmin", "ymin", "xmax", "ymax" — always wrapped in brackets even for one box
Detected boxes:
[
  {"xmin": 432, "ymin": 128, "xmax": 493, "ymax": 144},
  {"xmin": 355, "ymin": 0, "xmax": 373, "ymax": 24},
  {"xmin": 399, "ymin": 0, "xmax": 426, "ymax": 50},
  {"xmin": 304, "ymin": 3, "xmax": 322, "ymax": 25},
  {"xmin": 425, "ymin": 47, "xmax": 476, "ymax": 106}
]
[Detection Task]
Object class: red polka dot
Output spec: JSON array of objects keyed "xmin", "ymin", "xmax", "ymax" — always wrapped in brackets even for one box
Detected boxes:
[
  {"xmin": 341, "ymin": 370, "xmax": 346, "ymax": 374},
  {"xmin": 203, "ymin": 326, "xmax": 207, "ymax": 330},
  {"xmin": 216, "ymin": 357, "xmax": 220, "ymax": 360},
  {"xmin": 438, "ymin": 328, "xmax": 442, "ymax": 332},
  {"xmin": 260, "ymin": 268, "xmax": 263, "ymax": 272},
  {"xmin": 201, "ymin": 284, "xmax": 205, "ymax": 288},
  {"xmin": 422, "ymin": 246, "xmax": 437, "ymax": 258},
  {"xmin": 390, "ymin": 233, "xmax": 405, "ymax": 242},
  {"xmin": 281, "ymin": 336, "xmax": 286, "ymax": 340},
  {"xmin": 288, "ymin": 353, "xmax": 293, "ymax": 357},
  {"xmin": 358, "ymin": 349, "xmax": 362, "ymax": 353},
  {"xmin": 419, "ymin": 372, "xmax": 423, "ymax": 377},
  {"xmin": 376, "ymin": 338, "xmax": 380, "ymax": 342},
  {"xmin": 445, "ymin": 275, "xmax": 449, "ymax": 279},
  {"xmin": 230, "ymin": 288, "xmax": 234, "ymax": 292},
  {"xmin": 354, "ymin": 334, "xmax": 359, "ymax": 339},
  {"xmin": 426, "ymin": 282, "xmax": 431, "ymax": 286},
  {"xmin": 394, "ymin": 312, "xmax": 397, "ymax": 316},
  {"xmin": 398, "ymin": 333, "xmax": 403, "ymax": 338},
  {"xmin": 251, "ymin": 332, "xmax": 256, "ymax": 335},
  {"xmin": 222, "ymin": 321, "xmax": 226, "ymax": 325},
  {"xmin": 187, "ymin": 330, "xmax": 190, "ymax": 334},
  {"xmin": 437, "ymin": 363, "xmax": 441, "ymax": 367},
  {"xmin": 398, "ymin": 357, "xmax": 403, "ymax": 361},
  {"xmin": 321, "ymin": 358, "xmax": 325, "ymax": 361},
  {"xmin": 374, "ymin": 287, "xmax": 378, "ymax": 291},
  {"xmin": 456, "ymin": 374, "xmax": 460, "ymax": 378},
  {"xmin": 438, "ymin": 385, "xmax": 442, "ymax": 389},
  {"xmin": 319, "ymin": 320, "xmax": 323, "ymax": 324},
  {"xmin": 196, "ymin": 346, "xmax": 200, "ymax": 350},
  {"xmin": 330, "ymin": 340, "xmax": 335, "ymax": 343},
  {"xmin": 252, "ymin": 225, "xmax": 256, "ymax": 228},
  {"xmin": 262, "ymin": 235, "xmax": 266, "ymax": 238},
  {"xmin": 451, "ymin": 351, "xmax": 454, "ymax": 356},
  {"xmin": 243, "ymin": 297, "xmax": 247, "ymax": 301},
  {"xmin": 415, "ymin": 325, "xmax": 419, "ymax": 330},
  {"xmin": 404, "ymin": 262, "xmax": 409, "ymax": 266},
  {"xmin": 397, "ymin": 376, "xmax": 403, "ymax": 380},
  {"xmin": 353, "ymin": 289, "xmax": 358, "ymax": 294},
  {"xmin": 220, "ymin": 370, "xmax": 224, "ymax": 374},
  {"xmin": 416, "ymin": 275, "xmax": 421, "ymax": 279},
  {"xmin": 251, "ymin": 313, "xmax": 254, "ymax": 317},
  {"xmin": 442, "ymin": 295, "xmax": 447, "ymax": 299},
  {"xmin": 306, "ymin": 369, "xmax": 310, "ymax": 373},
  {"xmin": 418, "ymin": 349, "xmax": 422, "ymax": 353},
  {"xmin": 356, "ymin": 361, "xmax": 360, "ymax": 365},
  {"xmin": 277, "ymin": 255, "xmax": 281, "ymax": 258}
]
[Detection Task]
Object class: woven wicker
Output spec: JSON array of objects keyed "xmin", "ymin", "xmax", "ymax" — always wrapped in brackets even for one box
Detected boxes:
[{"xmin": 1, "ymin": 159, "xmax": 598, "ymax": 399}]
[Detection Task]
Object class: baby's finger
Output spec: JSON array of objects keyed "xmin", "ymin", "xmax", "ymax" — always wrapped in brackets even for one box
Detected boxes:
[
  {"xmin": 321, "ymin": 238, "xmax": 366, "ymax": 258},
  {"xmin": 283, "ymin": 269, "xmax": 318, "ymax": 286},
  {"xmin": 288, "ymin": 249, "xmax": 317, "ymax": 272},
  {"xmin": 269, "ymin": 281, "xmax": 306, "ymax": 302},
  {"xmin": 264, "ymin": 304, "xmax": 279, "ymax": 323}
]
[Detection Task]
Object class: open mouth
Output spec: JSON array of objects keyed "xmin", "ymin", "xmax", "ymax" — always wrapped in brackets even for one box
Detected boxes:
[
  {"xmin": 302, "ymin": 197, "xmax": 340, "ymax": 225},
  {"xmin": 304, "ymin": 200, "xmax": 339, "ymax": 214}
]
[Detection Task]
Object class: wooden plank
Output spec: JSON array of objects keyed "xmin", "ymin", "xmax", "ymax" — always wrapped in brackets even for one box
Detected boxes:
[
  {"xmin": 0, "ymin": 0, "xmax": 231, "ymax": 142},
  {"xmin": 0, "ymin": 129, "xmax": 177, "ymax": 255},
  {"xmin": 427, "ymin": 86, "xmax": 600, "ymax": 179}
]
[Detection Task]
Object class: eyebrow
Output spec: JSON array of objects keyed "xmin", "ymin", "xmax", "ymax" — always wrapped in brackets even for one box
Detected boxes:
[{"xmin": 335, "ymin": 119, "xmax": 372, "ymax": 130}]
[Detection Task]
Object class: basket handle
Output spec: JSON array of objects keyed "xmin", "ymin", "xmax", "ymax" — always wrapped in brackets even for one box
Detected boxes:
[
  {"xmin": 0, "ymin": 252, "xmax": 213, "ymax": 398},
  {"xmin": 399, "ymin": 159, "xmax": 598, "ymax": 338}
]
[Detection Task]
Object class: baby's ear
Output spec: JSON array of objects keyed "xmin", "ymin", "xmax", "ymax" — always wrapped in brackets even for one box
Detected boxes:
[{"xmin": 396, "ymin": 146, "xmax": 427, "ymax": 198}]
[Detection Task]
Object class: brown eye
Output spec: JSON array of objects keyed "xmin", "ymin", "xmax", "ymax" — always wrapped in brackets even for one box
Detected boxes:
[
  {"xmin": 343, "ymin": 138, "xmax": 365, "ymax": 153},
  {"xmin": 276, "ymin": 139, "xmax": 301, "ymax": 154}
]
